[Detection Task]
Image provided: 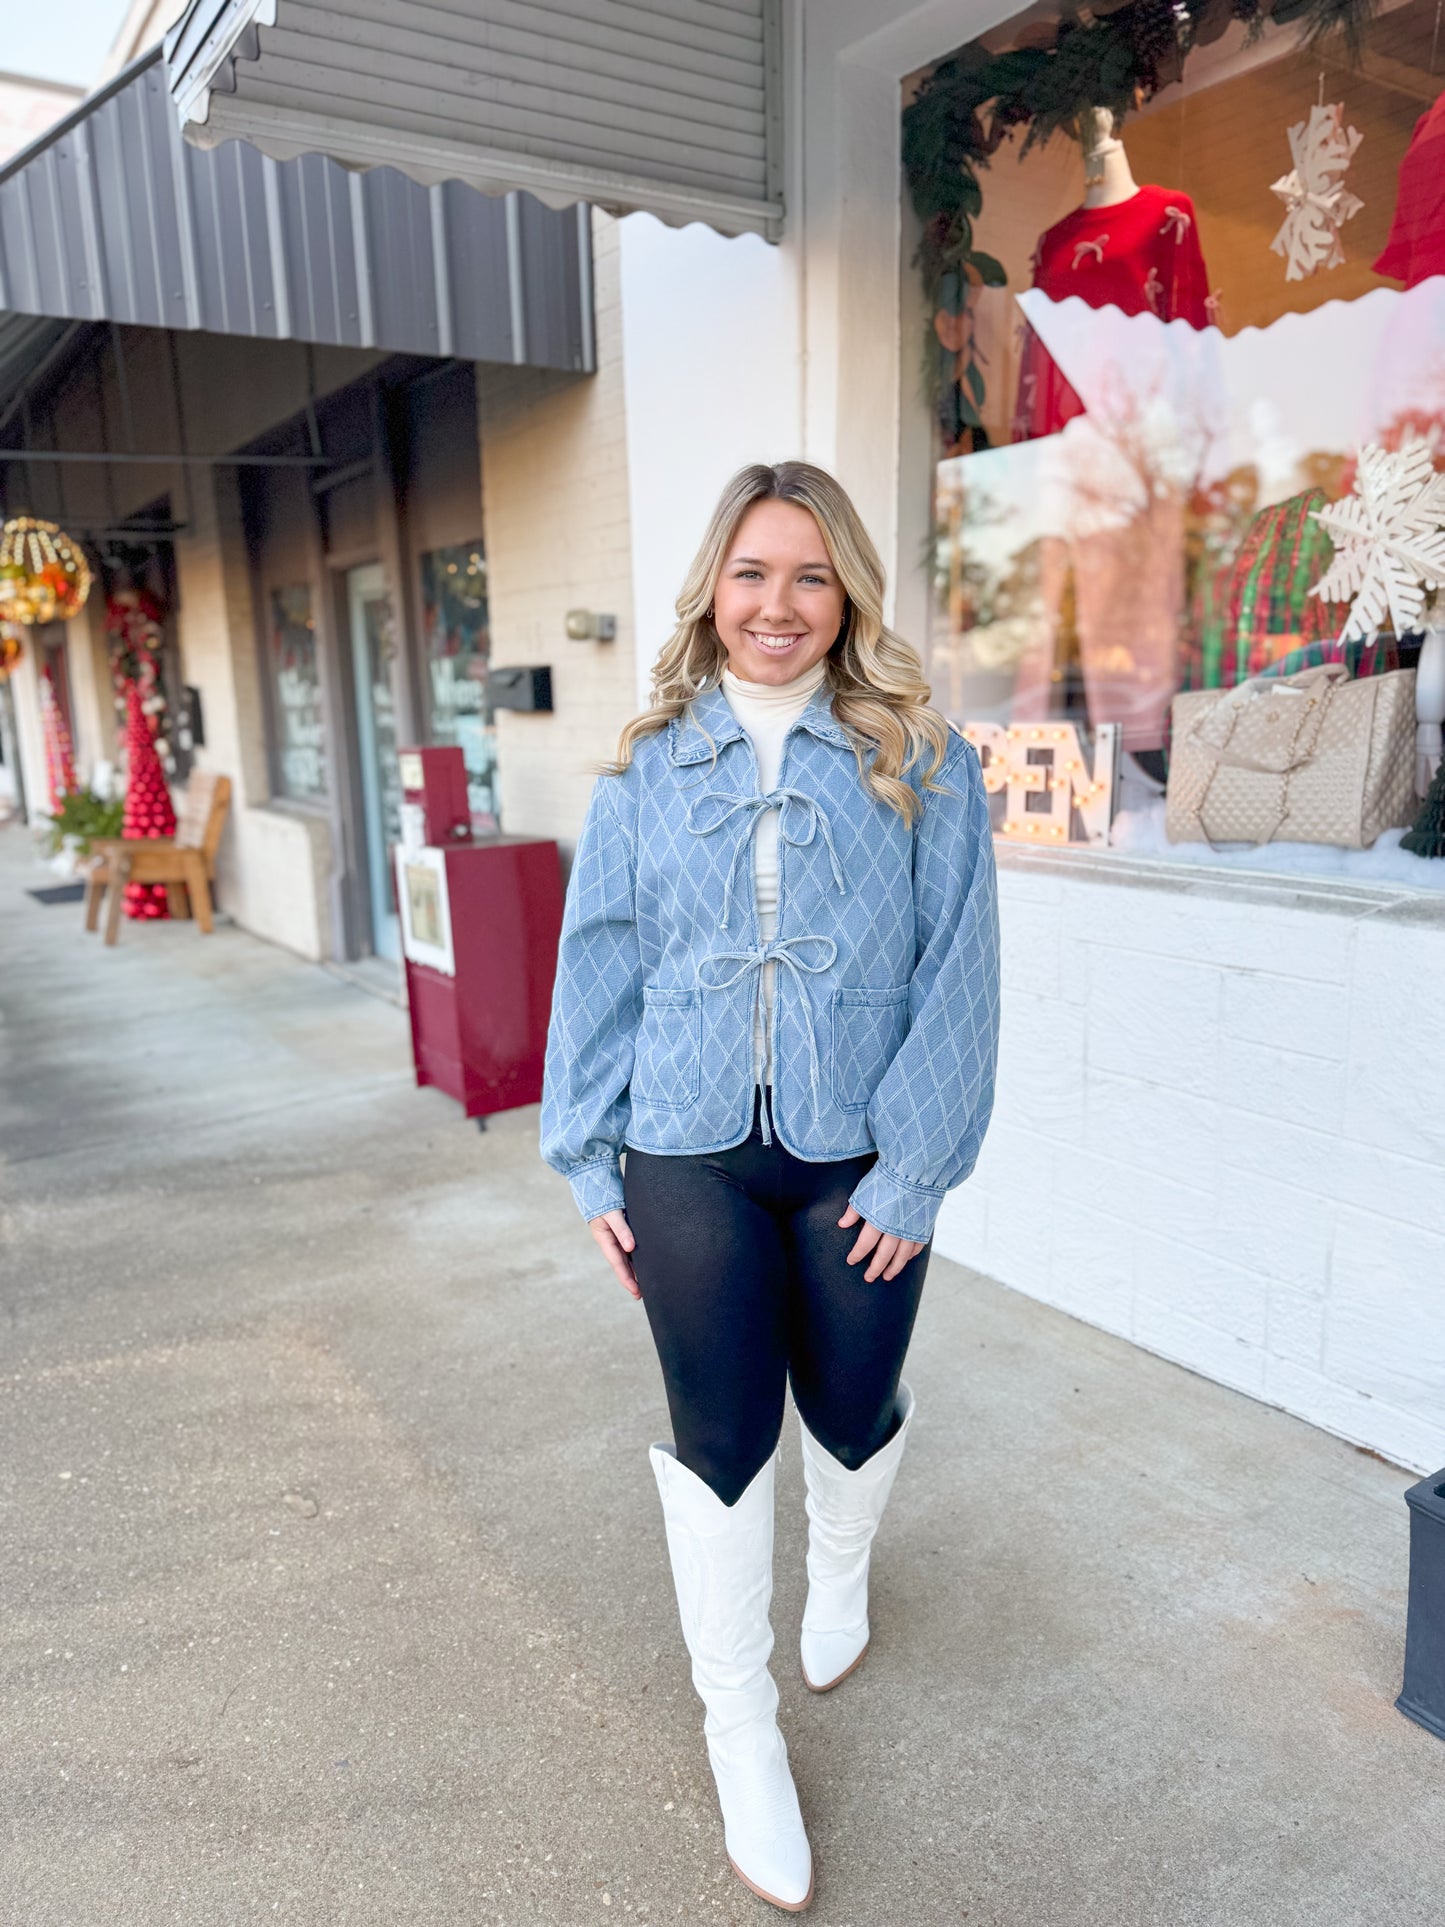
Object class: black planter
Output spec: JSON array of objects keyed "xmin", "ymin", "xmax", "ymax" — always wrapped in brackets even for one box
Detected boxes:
[{"xmin": 1398, "ymin": 1467, "xmax": 1445, "ymax": 1742}]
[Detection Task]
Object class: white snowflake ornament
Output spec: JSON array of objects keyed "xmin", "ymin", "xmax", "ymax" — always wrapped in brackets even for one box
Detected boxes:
[
  {"xmin": 1311, "ymin": 440, "xmax": 1445, "ymax": 640},
  {"xmin": 1270, "ymin": 103, "xmax": 1363, "ymax": 281}
]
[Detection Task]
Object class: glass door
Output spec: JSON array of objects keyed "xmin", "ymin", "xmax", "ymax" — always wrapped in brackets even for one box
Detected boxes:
[{"xmin": 346, "ymin": 564, "xmax": 402, "ymax": 961}]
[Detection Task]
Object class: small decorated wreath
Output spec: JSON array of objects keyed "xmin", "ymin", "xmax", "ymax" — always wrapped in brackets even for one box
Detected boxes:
[{"xmin": 0, "ymin": 517, "xmax": 92, "ymax": 625}]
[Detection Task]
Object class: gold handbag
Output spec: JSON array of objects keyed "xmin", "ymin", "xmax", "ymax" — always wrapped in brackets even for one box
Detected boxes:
[{"xmin": 1167, "ymin": 663, "xmax": 1418, "ymax": 848}]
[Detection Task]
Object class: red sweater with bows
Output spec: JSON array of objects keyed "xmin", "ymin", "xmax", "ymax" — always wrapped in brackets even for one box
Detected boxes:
[{"xmin": 1013, "ymin": 184, "xmax": 1213, "ymax": 442}]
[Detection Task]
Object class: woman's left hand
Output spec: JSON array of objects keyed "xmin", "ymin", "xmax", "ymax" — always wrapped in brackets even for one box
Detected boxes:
[{"xmin": 837, "ymin": 1205, "xmax": 925, "ymax": 1282}]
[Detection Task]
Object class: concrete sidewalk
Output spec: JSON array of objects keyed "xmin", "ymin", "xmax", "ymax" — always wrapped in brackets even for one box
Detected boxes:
[{"xmin": 1, "ymin": 824, "xmax": 1441, "ymax": 1927}]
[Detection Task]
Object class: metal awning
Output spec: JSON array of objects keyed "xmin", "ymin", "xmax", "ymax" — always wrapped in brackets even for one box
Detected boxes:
[
  {"xmin": 0, "ymin": 47, "xmax": 592, "ymax": 372},
  {"xmin": 163, "ymin": 0, "xmax": 783, "ymax": 241}
]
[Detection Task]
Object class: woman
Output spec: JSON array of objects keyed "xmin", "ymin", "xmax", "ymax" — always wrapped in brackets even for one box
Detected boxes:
[{"xmin": 539, "ymin": 461, "xmax": 1000, "ymax": 1912}]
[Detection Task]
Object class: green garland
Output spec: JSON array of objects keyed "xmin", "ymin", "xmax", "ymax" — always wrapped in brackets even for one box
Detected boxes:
[{"xmin": 902, "ymin": 0, "xmax": 1378, "ymax": 449}]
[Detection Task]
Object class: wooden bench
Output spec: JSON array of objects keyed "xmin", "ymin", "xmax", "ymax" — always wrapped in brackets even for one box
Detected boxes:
[{"xmin": 84, "ymin": 772, "xmax": 232, "ymax": 946}]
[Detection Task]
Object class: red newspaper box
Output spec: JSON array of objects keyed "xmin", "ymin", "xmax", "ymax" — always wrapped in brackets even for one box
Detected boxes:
[{"xmin": 395, "ymin": 746, "xmax": 563, "ymax": 1120}]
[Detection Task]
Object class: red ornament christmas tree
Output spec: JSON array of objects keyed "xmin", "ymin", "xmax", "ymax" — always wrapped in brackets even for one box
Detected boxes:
[
  {"xmin": 121, "ymin": 680, "xmax": 176, "ymax": 919},
  {"xmin": 38, "ymin": 669, "xmax": 78, "ymax": 811}
]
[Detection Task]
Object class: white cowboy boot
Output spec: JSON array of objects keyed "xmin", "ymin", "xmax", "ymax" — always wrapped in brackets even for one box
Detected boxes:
[
  {"xmin": 649, "ymin": 1444, "xmax": 814, "ymax": 1913},
  {"xmin": 798, "ymin": 1384, "xmax": 916, "ymax": 1693}
]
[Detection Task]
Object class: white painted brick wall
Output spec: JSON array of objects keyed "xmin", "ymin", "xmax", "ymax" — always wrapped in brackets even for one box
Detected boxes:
[{"xmin": 933, "ymin": 847, "xmax": 1445, "ymax": 1475}]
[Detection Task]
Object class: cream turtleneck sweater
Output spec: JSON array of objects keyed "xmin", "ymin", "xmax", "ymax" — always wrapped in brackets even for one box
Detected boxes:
[{"xmin": 720, "ymin": 657, "xmax": 830, "ymax": 1087}]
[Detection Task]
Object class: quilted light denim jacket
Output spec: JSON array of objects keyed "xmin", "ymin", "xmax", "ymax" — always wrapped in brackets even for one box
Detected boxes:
[{"xmin": 539, "ymin": 679, "xmax": 1001, "ymax": 1243}]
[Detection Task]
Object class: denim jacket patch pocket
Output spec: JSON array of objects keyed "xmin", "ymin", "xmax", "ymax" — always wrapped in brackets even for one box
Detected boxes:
[
  {"xmin": 633, "ymin": 985, "xmax": 702, "ymax": 1110},
  {"xmin": 832, "ymin": 984, "xmax": 910, "ymax": 1111}
]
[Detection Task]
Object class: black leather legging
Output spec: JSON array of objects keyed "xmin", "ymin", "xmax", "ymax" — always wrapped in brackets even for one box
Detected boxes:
[{"xmin": 622, "ymin": 1089, "xmax": 930, "ymax": 1506}]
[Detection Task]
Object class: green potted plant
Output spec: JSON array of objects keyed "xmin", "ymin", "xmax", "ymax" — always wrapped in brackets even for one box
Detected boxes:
[{"xmin": 41, "ymin": 788, "xmax": 125, "ymax": 869}]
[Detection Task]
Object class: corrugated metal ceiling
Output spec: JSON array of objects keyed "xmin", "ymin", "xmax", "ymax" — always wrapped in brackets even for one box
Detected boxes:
[
  {"xmin": 0, "ymin": 48, "xmax": 593, "ymax": 373},
  {"xmin": 0, "ymin": 316, "xmax": 78, "ymax": 428},
  {"xmin": 164, "ymin": 0, "xmax": 784, "ymax": 240}
]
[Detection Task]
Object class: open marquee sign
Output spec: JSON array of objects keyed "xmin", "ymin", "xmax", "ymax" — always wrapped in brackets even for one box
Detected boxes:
[{"xmin": 961, "ymin": 720, "xmax": 1120, "ymax": 847}]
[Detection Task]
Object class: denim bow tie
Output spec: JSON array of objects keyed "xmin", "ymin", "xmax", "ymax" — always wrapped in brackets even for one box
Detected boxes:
[
  {"xmin": 695, "ymin": 933, "xmax": 839, "ymax": 1144},
  {"xmin": 684, "ymin": 787, "xmax": 848, "ymax": 933}
]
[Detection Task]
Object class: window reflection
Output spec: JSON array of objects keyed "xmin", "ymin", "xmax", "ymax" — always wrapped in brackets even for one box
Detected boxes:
[
  {"xmin": 269, "ymin": 584, "xmax": 327, "ymax": 804},
  {"xmin": 917, "ymin": 0, "xmax": 1445, "ymax": 875},
  {"xmin": 420, "ymin": 542, "xmax": 497, "ymax": 832}
]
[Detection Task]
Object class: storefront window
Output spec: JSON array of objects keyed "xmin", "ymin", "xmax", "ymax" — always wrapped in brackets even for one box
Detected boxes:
[
  {"xmin": 420, "ymin": 541, "xmax": 497, "ymax": 832},
  {"xmin": 269, "ymin": 584, "xmax": 328, "ymax": 804},
  {"xmin": 907, "ymin": 0, "xmax": 1445, "ymax": 884}
]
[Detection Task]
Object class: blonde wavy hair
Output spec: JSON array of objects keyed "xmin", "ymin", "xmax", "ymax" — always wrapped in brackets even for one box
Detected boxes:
[{"xmin": 600, "ymin": 461, "xmax": 952, "ymax": 824}]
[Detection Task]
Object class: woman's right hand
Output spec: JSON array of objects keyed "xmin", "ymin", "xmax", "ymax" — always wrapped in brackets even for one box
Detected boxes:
[{"xmin": 589, "ymin": 1208, "xmax": 640, "ymax": 1299}]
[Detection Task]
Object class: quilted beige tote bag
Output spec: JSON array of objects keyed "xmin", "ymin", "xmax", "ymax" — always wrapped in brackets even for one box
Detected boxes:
[{"xmin": 1167, "ymin": 662, "xmax": 1417, "ymax": 848}]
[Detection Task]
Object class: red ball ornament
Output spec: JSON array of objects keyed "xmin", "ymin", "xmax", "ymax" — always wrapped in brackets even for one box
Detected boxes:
[{"xmin": 121, "ymin": 680, "xmax": 176, "ymax": 920}]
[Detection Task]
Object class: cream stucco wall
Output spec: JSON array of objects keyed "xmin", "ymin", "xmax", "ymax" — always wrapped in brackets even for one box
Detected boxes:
[
  {"xmin": 62, "ymin": 596, "xmax": 117, "ymax": 784},
  {"xmin": 476, "ymin": 212, "xmax": 637, "ymax": 855},
  {"xmin": 173, "ymin": 466, "xmax": 332, "ymax": 962}
]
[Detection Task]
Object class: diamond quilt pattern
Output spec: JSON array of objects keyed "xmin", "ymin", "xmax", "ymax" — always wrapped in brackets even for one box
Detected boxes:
[
  {"xmin": 539, "ymin": 679, "xmax": 1001, "ymax": 1241},
  {"xmin": 831, "ymin": 987, "xmax": 911, "ymax": 1111}
]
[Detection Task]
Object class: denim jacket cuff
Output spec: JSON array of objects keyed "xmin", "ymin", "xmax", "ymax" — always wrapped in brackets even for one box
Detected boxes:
[
  {"xmin": 848, "ymin": 1160, "xmax": 947, "ymax": 1244},
  {"xmin": 567, "ymin": 1156, "xmax": 626, "ymax": 1223}
]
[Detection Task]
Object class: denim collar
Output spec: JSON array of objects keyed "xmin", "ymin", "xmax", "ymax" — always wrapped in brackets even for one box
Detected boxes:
[{"xmin": 667, "ymin": 677, "xmax": 850, "ymax": 766}]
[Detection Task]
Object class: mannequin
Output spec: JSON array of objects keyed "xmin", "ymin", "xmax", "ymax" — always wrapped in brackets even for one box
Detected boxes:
[
  {"xmin": 1012, "ymin": 108, "xmax": 1212, "ymax": 444},
  {"xmin": 1010, "ymin": 109, "xmax": 1213, "ymax": 754},
  {"xmin": 1080, "ymin": 107, "xmax": 1139, "ymax": 209}
]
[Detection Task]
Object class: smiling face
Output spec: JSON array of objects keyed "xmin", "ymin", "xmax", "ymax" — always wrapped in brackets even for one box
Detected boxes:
[{"xmin": 711, "ymin": 498, "xmax": 848, "ymax": 686}]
